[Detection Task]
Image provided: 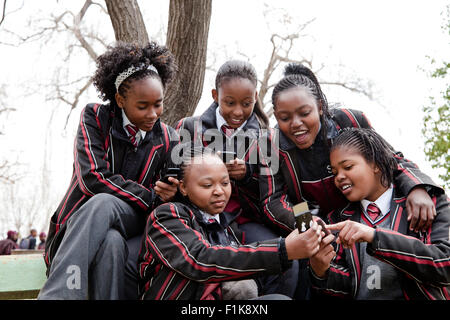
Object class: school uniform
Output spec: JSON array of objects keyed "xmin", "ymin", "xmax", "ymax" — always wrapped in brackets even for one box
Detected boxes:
[
  {"xmin": 309, "ymin": 185, "xmax": 450, "ymax": 300},
  {"xmin": 39, "ymin": 102, "xmax": 178, "ymax": 299},
  {"xmin": 176, "ymin": 102, "xmax": 299, "ymax": 297},
  {"xmin": 138, "ymin": 201, "xmax": 292, "ymax": 300},
  {"xmin": 259, "ymin": 107, "xmax": 444, "ymax": 236}
]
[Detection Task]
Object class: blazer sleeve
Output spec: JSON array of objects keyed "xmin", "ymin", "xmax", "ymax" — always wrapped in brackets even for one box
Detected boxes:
[
  {"xmin": 74, "ymin": 104, "xmax": 156, "ymax": 213},
  {"xmin": 145, "ymin": 203, "xmax": 283, "ymax": 283},
  {"xmin": 258, "ymin": 130, "xmax": 295, "ymax": 236},
  {"xmin": 367, "ymin": 194, "xmax": 450, "ymax": 287},
  {"xmin": 308, "ymin": 245, "xmax": 354, "ymax": 298}
]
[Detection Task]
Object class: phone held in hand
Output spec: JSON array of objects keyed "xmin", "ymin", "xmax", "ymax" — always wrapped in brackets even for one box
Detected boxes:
[
  {"xmin": 293, "ymin": 202, "xmax": 313, "ymax": 233},
  {"xmin": 161, "ymin": 167, "xmax": 180, "ymax": 185}
]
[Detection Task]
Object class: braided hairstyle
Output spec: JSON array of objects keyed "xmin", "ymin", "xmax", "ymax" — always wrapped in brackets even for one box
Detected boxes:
[
  {"xmin": 215, "ymin": 60, "xmax": 269, "ymax": 128},
  {"xmin": 178, "ymin": 143, "xmax": 219, "ymax": 182},
  {"xmin": 331, "ymin": 127, "xmax": 398, "ymax": 188},
  {"xmin": 92, "ymin": 41, "xmax": 177, "ymax": 104},
  {"xmin": 272, "ymin": 63, "xmax": 331, "ymax": 143}
]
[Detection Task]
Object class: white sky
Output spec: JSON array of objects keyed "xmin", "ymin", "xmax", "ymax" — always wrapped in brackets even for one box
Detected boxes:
[{"xmin": 0, "ymin": 0, "xmax": 448, "ymax": 234}]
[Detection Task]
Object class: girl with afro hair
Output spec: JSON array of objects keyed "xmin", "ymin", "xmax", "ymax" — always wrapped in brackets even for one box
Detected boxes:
[{"xmin": 39, "ymin": 41, "xmax": 180, "ymax": 300}]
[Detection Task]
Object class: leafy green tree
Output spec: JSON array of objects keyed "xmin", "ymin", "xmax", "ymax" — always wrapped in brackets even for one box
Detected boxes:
[{"xmin": 422, "ymin": 6, "xmax": 449, "ymax": 189}]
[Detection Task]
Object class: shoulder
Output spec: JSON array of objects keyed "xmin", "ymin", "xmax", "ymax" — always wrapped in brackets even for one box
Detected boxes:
[
  {"xmin": 153, "ymin": 202, "xmax": 195, "ymax": 220},
  {"xmin": 329, "ymin": 107, "xmax": 371, "ymax": 129}
]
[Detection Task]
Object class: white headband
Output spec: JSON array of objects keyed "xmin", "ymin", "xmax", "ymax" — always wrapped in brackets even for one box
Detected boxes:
[{"xmin": 114, "ymin": 64, "xmax": 159, "ymax": 91}]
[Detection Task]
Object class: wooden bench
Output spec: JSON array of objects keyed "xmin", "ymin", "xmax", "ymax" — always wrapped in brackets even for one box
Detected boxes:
[{"xmin": 0, "ymin": 253, "xmax": 47, "ymax": 299}]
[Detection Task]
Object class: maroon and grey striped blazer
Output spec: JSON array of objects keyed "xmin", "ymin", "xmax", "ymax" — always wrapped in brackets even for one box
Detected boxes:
[
  {"xmin": 138, "ymin": 201, "xmax": 286, "ymax": 300},
  {"xmin": 310, "ymin": 187, "xmax": 450, "ymax": 300},
  {"xmin": 44, "ymin": 103, "xmax": 178, "ymax": 270}
]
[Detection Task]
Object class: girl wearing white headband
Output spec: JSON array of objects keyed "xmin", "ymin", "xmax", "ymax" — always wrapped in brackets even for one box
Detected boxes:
[{"xmin": 39, "ymin": 41, "xmax": 179, "ymax": 300}]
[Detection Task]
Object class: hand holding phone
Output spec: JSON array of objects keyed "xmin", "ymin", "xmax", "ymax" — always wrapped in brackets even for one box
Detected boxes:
[{"xmin": 161, "ymin": 167, "xmax": 180, "ymax": 185}]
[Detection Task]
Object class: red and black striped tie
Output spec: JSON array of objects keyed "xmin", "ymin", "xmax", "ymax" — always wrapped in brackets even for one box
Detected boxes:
[
  {"xmin": 125, "ymin": 124, "xmax": 139, "ymax": 148},
  {"xmin": 367, "ymin": 203, "xmax": 381, "ymax": 222},
  {"xmin": 221, "ymin": 124, "xmax": 234, "ymax": 137}
]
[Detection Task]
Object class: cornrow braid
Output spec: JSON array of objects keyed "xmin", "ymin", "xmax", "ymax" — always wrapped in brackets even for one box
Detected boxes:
[
  {"xmin": 178, "ymin": 143, "xmax": 218, "ymax": 182},
  {"xmin": 92, "ymin": 41, "xmax": 177, "ymax": 103},
  {"xmin": 331, "ymin": 127, "xmax": 398, "ymax": 188},
  {"xmin": 215, "ymin": 60, "xmax": 269, "ymax": 128},
  {"xmin": 272, "ymin": 63, "xmax": 331, "ymax": 143}
]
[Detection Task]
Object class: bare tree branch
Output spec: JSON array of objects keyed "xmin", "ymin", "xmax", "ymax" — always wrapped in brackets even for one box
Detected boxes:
[{"xmin": 0, "ymin": 0, "xmax": 6, "ymax": 25}]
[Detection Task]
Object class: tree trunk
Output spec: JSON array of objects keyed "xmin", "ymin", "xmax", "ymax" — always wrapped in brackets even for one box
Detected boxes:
[
  {"xmin": 162, "ymin": 0, "xmax": 212, "ymax": 126},
  {"xmin": 104, "ymin": 0, "xmax": 149, "ymax": 46}
]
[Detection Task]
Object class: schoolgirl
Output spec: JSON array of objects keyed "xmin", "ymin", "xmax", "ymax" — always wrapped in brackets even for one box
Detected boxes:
[
  {"xmin": 260, "ymin": 63, "xmax": 442, "ymax": 236},
  {"xmin": 310, "ymin": 128, "xmax": 450, "ymax": 299},
  {"xmin": 138, "ymin": 147, "xmax": 323, "ymax": 300},
  {"xmin": 39, "ymin": 41, "xmax": 179, "ymax": 299}
]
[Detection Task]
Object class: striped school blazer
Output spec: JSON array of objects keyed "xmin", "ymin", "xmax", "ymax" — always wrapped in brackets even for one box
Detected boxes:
[
  {"xmin": 137, "ymin": 201, "xmax": 286, "ymax": 300},
  {"xmin": 310, "ymin": 187, "xmax": 450, "ymax": 300},
  {"xmin": 44, "ymin": 102, "xmax": 178, "ymax": 271}
]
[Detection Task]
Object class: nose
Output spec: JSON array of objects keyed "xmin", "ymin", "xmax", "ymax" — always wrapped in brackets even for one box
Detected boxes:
[
  {"xmin": 146, "ymin": 107, "xmax": 157, "ymax": 120},
  {"xmin": 212, "ymin": 184, "xmax": 225, "ymax": 196},
  {"xmin": 232, "ymin": 106, "xmax": 244, "ymax": 118},
  {"xmin": 334, "ymin": 169, "xmax": 345, "ymax": 182},
  {"xmin": 291, "ymin": 114, "xmax": 303, "ymax": 128}
]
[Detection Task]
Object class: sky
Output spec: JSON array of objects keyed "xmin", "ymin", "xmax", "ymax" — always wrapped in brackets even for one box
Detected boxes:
[{"xmin": 0, "ymin": 0, "xmax": 448, "ymax": 235}]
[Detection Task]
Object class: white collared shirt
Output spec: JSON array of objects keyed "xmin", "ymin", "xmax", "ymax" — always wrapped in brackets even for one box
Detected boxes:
[
  {"xmin": 201, "ymin": 210, "xmax": 221, "ymax": 224},
  {"xmin": 361, "ymin": 185, "xmax": 394, "ymax": 218},
  {"xmin": 215, "ymin": 107, "xmax": 247, "ymax": 137},
  {"xmin": 122, "ymin": 109, "xmax": 146, "ymax": 143}
]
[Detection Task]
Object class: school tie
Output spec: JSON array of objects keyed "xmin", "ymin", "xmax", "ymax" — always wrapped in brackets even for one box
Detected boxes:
[
  {"xmin": 367, "ymin": 203, "xmax": 381, "ymax": 222},
  {"xmin": 221, "ymin": 124, "xmax": 234, "ymax": 137},
  {"xmin": 125, "ymin": 124, "xmax": 139, "ymax": 148}
]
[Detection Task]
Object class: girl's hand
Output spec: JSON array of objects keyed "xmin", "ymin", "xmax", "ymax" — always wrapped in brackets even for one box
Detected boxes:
[
  {"xmin": 327, "ymin": 221, "xmax": 375, "ymax": 249},
  {"xmin": 310, "ymin": 233, "xmax": 336, "ymax": 278},
  {"xmin": 155, "ymin": 177, "xmax": 180, "ymax": 202},
  {"xmin": 406, "ymin": 186, "xmax": 436, "ymax": 232},
  {"xmin": 285, "ymin": 221, "xmax": 322, "ymax": 260},
  {"xmin": 225, "ymin": 158, "xmax": 246, "ymax": 181}
]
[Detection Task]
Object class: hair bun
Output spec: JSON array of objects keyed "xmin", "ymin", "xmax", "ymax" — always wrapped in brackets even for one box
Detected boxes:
[{"xmin": 283, "ymin": 63, "xmax": 310, "ymax": 77}]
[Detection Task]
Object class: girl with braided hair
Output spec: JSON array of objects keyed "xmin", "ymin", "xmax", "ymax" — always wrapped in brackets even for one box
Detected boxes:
[
  {"xmin": 309, "ymin": 128, "xmax": 450, "ymax": 300},
  {"xmin": 137, "ymin": 145, "xmax": 322, "ymax": 300},
  {"xmin": 176, "ymin": 60, "xmax": 300, "ymax": 297},
  {"xmin": 259, "ymin": 63, "xmax": 443, "ymax": 299},
  {"xmin": 39, "ymin": 41, "xmax": 179, "ymax": 299}
]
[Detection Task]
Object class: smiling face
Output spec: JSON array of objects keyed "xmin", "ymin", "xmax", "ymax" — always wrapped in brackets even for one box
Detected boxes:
[
  {"xmin": 330, "ymin": 146, "xmax": 387, "ymax": 202},
  {"xmin": 274, "ymin": 88, "xmax": 323, "ymax": 149},
  {"xmin": 115, "ymin": 77, "xmax": 164, "ymax": 132},
  {"xmin": 179, "ymin": 154, "xmax": 232, "ymax": 215},
  {"xmin": 212, "ymin": 78, "xmax": 257, "ymax": 129}
]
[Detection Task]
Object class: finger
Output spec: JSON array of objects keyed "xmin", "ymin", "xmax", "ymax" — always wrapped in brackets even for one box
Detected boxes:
[
  {"xmin": 321, "ymin": 233, "xmax": 335, "ymax": 247},
  {"xmin": 424, "ymin": 205, "xmax": 434, "ymax": 231},
  {"xmin": 327, "ymin": 222, "xmax": 346, "ymax": 231},
  {"xmin": 408, "ymin": 205, "xmax": 419, "ymax": 231},
  {"xmin": 167, "ymin": 177, "xmax": 180, "ymax": 186},
  {"xmin": 406, "ymin": 201, "xmax": 413, "ymax": 221},
  {"xmin": 415, "ymin": 206, "xmax": 427, "ymax": 233}
]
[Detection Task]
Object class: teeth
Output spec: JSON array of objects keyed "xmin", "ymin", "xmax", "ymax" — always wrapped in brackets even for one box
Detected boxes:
[
  {"xmin": 293, "ymin": 131, "xmax": 307, "ymax": 136},
  {"xmin": 342, "ymin": 184, "xmax": 352, "ymax": 190}
]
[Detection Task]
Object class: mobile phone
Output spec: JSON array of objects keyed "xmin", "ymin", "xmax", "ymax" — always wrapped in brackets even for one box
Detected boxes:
[
  {"xmin": 161, "ymin": 167, "xmax": 180, "ymax": 184},
  {"xmin": 293, "ymin": 202, "xmax": 313, "ymax": 233},
  {"xmin": 220, "ymin": 150, "xmax": 237, "ymax": 163}
]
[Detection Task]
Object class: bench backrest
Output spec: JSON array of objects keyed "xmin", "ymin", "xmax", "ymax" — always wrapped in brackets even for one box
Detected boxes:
[{"xmin": 0, "ymin": 253, "xmax": 47, "ymax": 299}]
